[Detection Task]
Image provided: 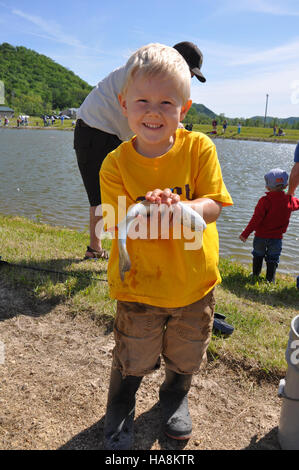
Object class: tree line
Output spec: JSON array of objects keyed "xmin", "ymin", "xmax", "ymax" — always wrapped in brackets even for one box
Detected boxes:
[{"xmin": 184, "ymin": 105, "xmax": 299, "ymax": 129}]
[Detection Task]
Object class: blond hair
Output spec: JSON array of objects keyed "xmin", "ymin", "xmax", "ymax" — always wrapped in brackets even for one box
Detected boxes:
[{"xmin": 121, "ymin": 43, "xmax": 191, "ymax": 104}]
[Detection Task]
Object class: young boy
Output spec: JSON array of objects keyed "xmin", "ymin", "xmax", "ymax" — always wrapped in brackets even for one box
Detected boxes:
[
  {"xmin": 74, "ymin": 41, "xmax": 205, "ymax": 260},
  {"xmin": 239, "ymin": 168, "xmax": 299, "ymax": 283},
  {"xmin": 100, "ymin": 43, "xmax": 233, "ymax": 450}
]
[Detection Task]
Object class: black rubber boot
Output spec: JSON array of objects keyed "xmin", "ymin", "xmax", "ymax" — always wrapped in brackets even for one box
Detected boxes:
[
  {"xmin": 266, "ymin": 262, "xmax": 278, "ymax": 283},
  {"xmin": 104, "ymin": 367, "xmax": 143, "ymax": 450},
  {"xmin": 159, "ymin": 369, "xmax": 192, "ymax": 440},
  {"xmin": 252, "ymin": 256, "xmax": 263, "ymax": 276}
]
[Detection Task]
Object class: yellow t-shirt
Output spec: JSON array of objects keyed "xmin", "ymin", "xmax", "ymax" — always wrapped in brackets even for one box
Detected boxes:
[{"xmin": 100, "ymin": 129, "xmax": 233, "ymax": 308}]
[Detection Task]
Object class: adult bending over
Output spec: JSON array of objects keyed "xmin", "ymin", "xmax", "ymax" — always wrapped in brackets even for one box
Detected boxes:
[{"xmin": 74, "ymin": 41, "xmax": 206, "ymax": 259}]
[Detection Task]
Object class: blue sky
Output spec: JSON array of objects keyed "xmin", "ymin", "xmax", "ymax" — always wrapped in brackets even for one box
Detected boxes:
[{"xmin": 1, "ymin": 0, "xmax": 299, "ymax": 118}]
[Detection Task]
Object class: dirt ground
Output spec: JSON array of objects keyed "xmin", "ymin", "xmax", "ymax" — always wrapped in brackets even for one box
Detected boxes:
[{"xmin": 0, "ymin": 281, "xmax": 283, "ymax": 451}]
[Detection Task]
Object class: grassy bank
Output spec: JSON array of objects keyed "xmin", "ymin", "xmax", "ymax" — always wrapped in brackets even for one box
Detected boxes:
[
  {"xmin": 0, "ymin": 214, "xmax": 298, "ymax": 378},
  {"xmin": 192, "ymin": 123, "xmax": 299, "ymax": 144}
]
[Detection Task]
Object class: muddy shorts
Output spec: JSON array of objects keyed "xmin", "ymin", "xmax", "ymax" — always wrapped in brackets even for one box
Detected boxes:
[{"xmin": 112, "ymin": 290, "xmax": 215, "ymax": 377}]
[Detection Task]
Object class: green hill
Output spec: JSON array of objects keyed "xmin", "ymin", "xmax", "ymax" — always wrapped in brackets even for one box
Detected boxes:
[
  {"xmin": 184, "ymin": 102, "xmax": 218, "ymax": 124},
  {"xmin": 191, "ymin": 103, "xmax": 217, "ymax": 119},
  {"xmin": 0, "ymin": 42, "xmax": 92, "ymax": 115}
]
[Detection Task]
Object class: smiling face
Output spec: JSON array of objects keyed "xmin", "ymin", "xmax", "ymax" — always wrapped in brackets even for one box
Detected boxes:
[{"xmin": 119, "ymin": 71, "xmax": 192, "ymax": 158}]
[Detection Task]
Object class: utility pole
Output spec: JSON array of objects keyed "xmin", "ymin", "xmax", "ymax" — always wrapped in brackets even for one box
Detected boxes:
[{"xmin": 264, "ymin": 94, "xmax": 269, "ymax": 127}]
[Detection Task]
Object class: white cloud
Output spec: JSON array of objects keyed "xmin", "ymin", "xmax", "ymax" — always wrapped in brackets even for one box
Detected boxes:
[
  {"xmin": 12, "ymin": 9, "xmax": 83, "ymax": 48},
  {"xmin": 245, "ymin": 0, "xmax": 299, "ymax": 15},
  {"xmin": 223, "ymin": 0, "xmax": 299, "ymax": 16},
  {"xmin": 230, "ymin": 39, "xmax": 299, "ymax": 66},
  {"xmin": 189, "ymin": 35, "xmax": 299, "ymax": 118},
  {"xmin": 192, "ymin": 65, "xmax": 299, "ymax": 118},
  {"xmin": 198, "ymin": 39, "xmax": 252, "ymax": 63}
]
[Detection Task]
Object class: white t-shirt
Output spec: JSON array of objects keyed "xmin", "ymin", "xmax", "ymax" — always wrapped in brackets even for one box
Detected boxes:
[{"xmin": 77, "ymin": 66, "xmax": 134, "ymax": 142}]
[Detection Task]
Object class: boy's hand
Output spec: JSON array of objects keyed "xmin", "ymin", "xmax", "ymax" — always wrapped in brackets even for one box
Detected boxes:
[
  {"xmin": 239, "ymin": 235, "xmax": 247, "ymax": 242},
  {"xmin": 145, "ymin": 188, "xmax": 180, "ymax": 206},
  {"xmin": 136, "ymin": 188, "xmax": 180, "ymax": 239}
]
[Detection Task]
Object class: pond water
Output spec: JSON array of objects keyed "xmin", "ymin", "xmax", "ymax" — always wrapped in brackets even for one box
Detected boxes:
[{"xmin": 0, "ymin": 128, "xmax": 298, "ymax": 275}]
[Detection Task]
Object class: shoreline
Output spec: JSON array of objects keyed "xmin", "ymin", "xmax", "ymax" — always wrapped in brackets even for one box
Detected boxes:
[
  {"xmin": 0, "ymin": 211, "xmax": 297, "ymax": 277},
  {"xmin": 1, "ymin": 125, "xmax": 298, "ymax": 143},
  {"xmin": 210, "ymin": 134, "xmax": 298, "ymax": 145},
  {"xmin": 0, "ymin": 125, "xmax": 74, "ymax": 132}
]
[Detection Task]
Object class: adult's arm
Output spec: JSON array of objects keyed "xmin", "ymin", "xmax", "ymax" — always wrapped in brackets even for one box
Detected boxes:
[{"xmin": 288, "ymin": 162, "xmax": 299, "ymax": 195}]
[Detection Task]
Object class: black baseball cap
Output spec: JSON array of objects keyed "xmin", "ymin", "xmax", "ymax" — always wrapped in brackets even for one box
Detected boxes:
[{"xmin": 173, "ymin": 41, "xmax": 206, "ymax": 83}]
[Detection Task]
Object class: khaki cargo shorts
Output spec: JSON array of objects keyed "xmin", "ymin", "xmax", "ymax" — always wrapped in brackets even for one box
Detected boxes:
[{"xmin": 112, "ymin": 289, "xmax": 215, "ymax": 377}]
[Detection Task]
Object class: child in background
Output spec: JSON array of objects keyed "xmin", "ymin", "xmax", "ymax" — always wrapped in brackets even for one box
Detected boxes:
[
  {"xmin": 100, "ymin": 43, "xmax": 233, "ymax": 450},
  {"xmin": 239, "ymin": 168, "xmax": 299, "ymax": 282}
]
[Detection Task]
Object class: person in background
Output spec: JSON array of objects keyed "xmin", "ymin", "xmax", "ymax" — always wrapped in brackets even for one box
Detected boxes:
[
  {"xmin": 74, "ymin": 41, "xmax": 206, "ymax": 260},
  {"xmin": 278, "ymin": 128, "xmax": 285, "ymax": 136},
  {"xmin": 288, "ymin": 142, "xmax": 299, "ymax": 196},
  {"xmin": 239, "ymin": 168, "xmax": 299, "ymax": 283},
  {"xmin": 212, "ymin": 118, "xmax": 217, "ymax": 133}
]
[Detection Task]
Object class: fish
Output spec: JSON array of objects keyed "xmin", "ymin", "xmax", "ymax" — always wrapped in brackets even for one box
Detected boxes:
[{"xmin": 117, "ymin": 200, "xmax": 207, "ymax": 281}]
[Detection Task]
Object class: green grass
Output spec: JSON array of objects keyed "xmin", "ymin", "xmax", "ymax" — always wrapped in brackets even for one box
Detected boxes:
[
  {"xmin": 212, "ymin": 258, "xmax": 298, "ymax": 375},
  {"xmin": 0, "ymin": 214, "xmax": 298, "ymax": 378}
]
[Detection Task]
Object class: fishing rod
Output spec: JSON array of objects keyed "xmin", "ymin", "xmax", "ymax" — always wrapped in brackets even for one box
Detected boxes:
[{"xmin": 0, "ymin": 256, "xmax": 108, "ymax": 282}]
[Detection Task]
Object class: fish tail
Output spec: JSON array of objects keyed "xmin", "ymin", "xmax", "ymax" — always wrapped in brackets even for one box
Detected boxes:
[{"xmin": 118, "ymin": 241, "xmax": 131, "ymax": 281}]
